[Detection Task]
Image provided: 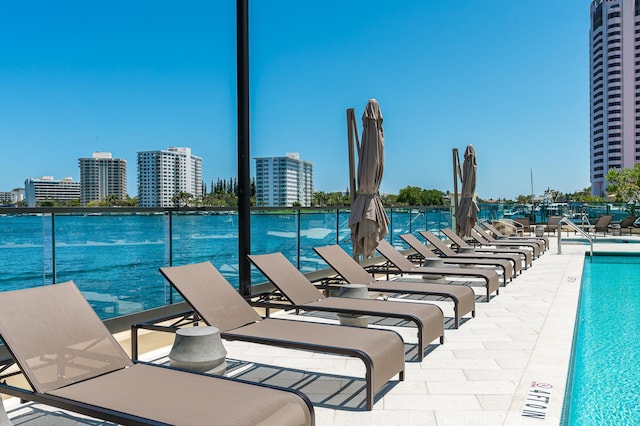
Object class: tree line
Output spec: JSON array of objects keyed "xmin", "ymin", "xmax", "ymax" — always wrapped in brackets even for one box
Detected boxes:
[{"xmin": 28, "ymin": 167, "xmax": 640, "ymax": 208}]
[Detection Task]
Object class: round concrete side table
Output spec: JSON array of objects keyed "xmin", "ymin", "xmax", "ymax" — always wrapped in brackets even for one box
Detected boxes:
[
  {"xmin": 421, "ymin": 258, "xmax": 446, "ymax": 281},
  {"xmin": 169, "ymin": 326, "xmax": 227, "ymax": 375},
  {"xmin": 337, "ymin": 284, "xmax": 370, "ymax": 327}
]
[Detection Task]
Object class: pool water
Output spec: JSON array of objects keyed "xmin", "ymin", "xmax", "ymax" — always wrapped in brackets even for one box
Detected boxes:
[{"xmin": 563, "ymin": 255, "xmax": 640, "ymax": 425}]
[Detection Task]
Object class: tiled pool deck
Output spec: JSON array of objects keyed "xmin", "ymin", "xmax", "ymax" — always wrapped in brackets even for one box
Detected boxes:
[{"xmin": 2, "ymin": 236, "xmax": 638, "ymax": 425}]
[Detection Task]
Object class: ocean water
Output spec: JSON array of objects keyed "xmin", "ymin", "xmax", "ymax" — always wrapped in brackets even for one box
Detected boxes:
[
  {"xmin": 563, "ymin": 255, "xmax": 640, "ymax": 425},
  {"xmin": 0, "ymin": 210, "xmax": 451, "ymax": 319}
]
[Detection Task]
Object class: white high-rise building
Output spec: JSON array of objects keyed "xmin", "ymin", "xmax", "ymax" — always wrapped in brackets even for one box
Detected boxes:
[
  {"xmin": 0, "ymin": 188, "xmax": 24, "ymax": 205},
  {"xmin": 78, "ymin": 152, "xmax": 127, "ymax": 205},
  {"xmin": 137, "ymin": 147, "xmax": 203, "ymax": 207},
  {"xmin": 24, "ymin": 177, "xmax": 81, "ymax": 207},
  {"xmin": 589, "ymin": 0, "xmax": 640, "ymax": 196},
  {"xmin": 255, "ymin": 152, "xmax": 313, "ymax": 207}
]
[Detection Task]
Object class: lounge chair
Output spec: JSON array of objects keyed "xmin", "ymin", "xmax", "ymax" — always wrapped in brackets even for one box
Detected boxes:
[
  {"xmin": 0, "ymin": 282, "xmax": 315, "ymax": 426},
  {"xmin": 375, "ymin": 240, "xmax": 500, "ymax": 301},
  {"xmin": 483, "ymin": 221, "xmax": 548, "ymax": 251},
  {"xmin": 613, "ymin": 215, "xmax": 636, "ymax": 235},
  {"xmin": 157, "ymin": 261, "xmax": 405, "ymax": 410},
  {"xmin": 594, "ymin": 215, "xmax": 613, "ymax": 235},
  {"xmin": 248, "ymin": 252, "xmax": 444, "ymax": 361},
  {"xmin": 418, "ymin": 230, "xmax": 522, "ymax": 276},
  {"xmin": 514, "ymin": 217, "xmax": 533, "ymax": 235},
  {"xmin": 440, "ymin": 228, "xmax": 533, "ymax": 268},
  {"xmin": 313, "ymin": 244, "xmax": 476, "ymax": 328},
  {"xmin": 398, "ymin": 233, "xmax": 513, "ymax": 285},
  {"xmin": 490, "ymin": 220, "xmax": 523, "ymax": 237},
  {"xmin": 472, "ymin": 225, "xmax": 541, "ymax": 258},
  {"xmin": 544, "ymin": 215, "xmax": 562, "ymax": 235}
]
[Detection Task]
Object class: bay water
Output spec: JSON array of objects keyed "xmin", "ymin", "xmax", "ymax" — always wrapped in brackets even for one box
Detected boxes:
[{"xmin": 0, "ymin": 210, "xmax": 450, "ymax": 319}]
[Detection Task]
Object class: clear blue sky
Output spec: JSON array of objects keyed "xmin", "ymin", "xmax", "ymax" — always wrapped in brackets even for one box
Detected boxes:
[{"xmin": 0, "ymin": 0, "xmax": 589, "ymax": 200}]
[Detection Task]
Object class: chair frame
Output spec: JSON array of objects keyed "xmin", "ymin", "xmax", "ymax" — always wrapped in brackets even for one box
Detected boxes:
[
  {"xmin": 133, "ymin": 262, "xmax": 406, "ymax": 411},
  {"xmin": 247, "ymin": 252, "xmax": 445, "ymax": 361},
  {"xmin": 373, "ymin": 240, "xmax": 500, "ymax": 301},
  {"xmin": 312, "ymin": 244, "xmax": 476, "ymax": 328},
  {"xmin": 0, "ymin": 282, "xmax": 315, "ymax": 426}
]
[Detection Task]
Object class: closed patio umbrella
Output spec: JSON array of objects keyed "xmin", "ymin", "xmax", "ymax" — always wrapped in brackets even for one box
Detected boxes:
[
  {"xmin": 455, "ymin": 144, "xmax": 479, "ymax": 238},
  {"xmin": 349, "ymin": 99, "xmax": 389, "ymax": 260}
]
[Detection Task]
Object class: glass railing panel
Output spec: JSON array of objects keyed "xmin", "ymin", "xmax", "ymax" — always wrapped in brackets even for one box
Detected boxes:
[
  {"xmin": 0, "ymin": 213, "xmax": 47, "ymax": 291},
  {"xmin": 299, "ymin": 209, "xmax": 342, "ymax": 273},
  {"xmin": 408, "ymin": 207, "xmax": 427, "ymax": 239},
  {"xmin": 337, "ymin": 209, "xmax": 353, "ymax": 250},
  {"xmin": 169, "ymin": 210, "xmax": 239, "ymax": 300},
  {"xmin": 387, "ymin": 208, "xmax": 410, "ymax": 247},
  {"xmin": 53, "ymin": 212, "xmax": 167, "ymax": 320},
  {"xmin": 250, "ymin": 210, "xmax": 299, "ymax": 284}
]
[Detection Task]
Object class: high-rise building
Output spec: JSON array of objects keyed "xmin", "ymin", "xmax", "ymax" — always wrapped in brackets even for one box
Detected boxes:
[
  {"xmin": 589, "ymin": 0, "xmax": 640, "ymax": 196},
  {"xmin": 78, "ymin": 152, "xmax": 127, "ymax": 205},
  {"xmin": 137, "ymin": 147, "xmax": 203, "ymax": 207},
  {"xmin": 254, "ymin": 152, "xmax": 313, "ymax": 207},
  {"xmin": 0, "ymin": 188, "xmax": 23, "ymax": 205},
  {"xmin": 24, "ymin": 177, "xmax": 81, "ymax": 207}
]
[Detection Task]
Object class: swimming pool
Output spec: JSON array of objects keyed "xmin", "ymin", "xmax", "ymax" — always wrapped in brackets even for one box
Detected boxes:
[{"xmin": 562, "ymin": 254, "xmax": 640, "ymax": 424}]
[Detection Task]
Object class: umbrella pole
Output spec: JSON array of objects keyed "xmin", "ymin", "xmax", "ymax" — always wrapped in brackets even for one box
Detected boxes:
[
  {"xmin": 452, "ymin": 148, "xmax": 459, "ymax": 212},
  {"xmin": 347, "ymin": 108, "xmax": 357, "ymax": 203}
]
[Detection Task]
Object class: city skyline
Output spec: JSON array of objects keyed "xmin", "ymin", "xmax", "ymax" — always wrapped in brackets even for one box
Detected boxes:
[{"xmin": 0, "ymin": 1, "xmax": 589, "ymax": 200}]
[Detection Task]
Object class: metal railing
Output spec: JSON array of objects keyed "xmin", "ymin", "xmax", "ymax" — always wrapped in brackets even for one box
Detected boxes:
[
  {"xmin": 0, "ymin": 205, "xmax": 455, "ymax": 319},
  {"xmin": 557, "ymin": 216, "xmax": 593, "ymax": 261}
]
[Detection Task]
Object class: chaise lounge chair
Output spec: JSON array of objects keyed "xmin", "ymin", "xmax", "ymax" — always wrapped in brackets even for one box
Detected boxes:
[
  {"xmin": 471, "ymin": 226, "xmax": 540, "ymax": 259},
  {"xmin": 482, "ymin": 221, "xmax": 548, "ymax": 252},
  {"xmin": 544, "ymin": 215, "xmax": 562, "ymax": 235},
  {"xmin": 157, "ymin": 261, "xmax": 405, "ymax": 410},
  {"xmin": 375, "ymin": 240, "xmax": 500, "ymax": 301},
  {"xmin": 417, "ymin": 231, "xmax": 522, "ymax": 276},
  {"xmin": 313, "ymin": 244, "xmax": 476, "ymax": 328},
  {"xmin": 593, "ymin": 215, "xmax": 613, "ymax": 236},
  {"xmin": 398, "ymin": 233, "xmax": 513, "ymax": 285},
  {"xmin": 248, "ymin": 252, "xmax": 444, "ymax": 361},
  {"xmin": 513, "ymin": 217, "xmax": 533, "ymax": 235},
  {"xmin": 440, "ymin": 228, "xmax": 532, "ymax": 268},
  {"xmin": 613, "ymin": 215, "xmax": 637, "ymax": 236},
  {"xmin": 0, "ymin": 282, "xmax": 315, "ymax": 426}
]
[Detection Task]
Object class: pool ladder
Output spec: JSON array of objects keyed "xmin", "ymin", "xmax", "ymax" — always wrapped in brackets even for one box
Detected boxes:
[{"xmin": 557, "ymin": 216, "xmax": 593, "ymax": 261}]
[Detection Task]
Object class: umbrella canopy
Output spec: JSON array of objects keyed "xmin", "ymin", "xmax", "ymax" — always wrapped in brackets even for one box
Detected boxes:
[
  {"xmin": 455, "ymin": 144, "xmax": 480, "ymax": 238},
  {"xmin": 349, "ymin": 99, "xmax": 389, "ymax": 260}
]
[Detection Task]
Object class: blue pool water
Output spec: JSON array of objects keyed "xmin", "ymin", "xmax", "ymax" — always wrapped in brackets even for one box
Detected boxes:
[{"xmin": 563, "ymin": 254, "xmax": 640, "ymax": 424}]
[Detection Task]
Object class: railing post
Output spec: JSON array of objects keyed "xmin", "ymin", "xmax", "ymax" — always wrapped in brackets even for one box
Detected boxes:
[
  {"xmin": 389, "ymin": 208, "xmax": 393, "ymax": 243},
  {"xmin": 168, "ymin": 211, "xmax": 173, "ymax": 304},
  {"xmin": 297, "ymin": 208, "xmax": 301, "ymax": 270},
  {"xmin": 409, "ymin": 208, "xmax": 413, "ymax": 234},
  {"xmin": 51, "ymin": 213, "xmax": 56, "ymax": 284},
  {"xmin": 557, "ymin": 220, "xmax": 562, "ymax": 255},
  {"xmin": 336, "ymin": 208, "xmax": 340, "ymax": 244}
]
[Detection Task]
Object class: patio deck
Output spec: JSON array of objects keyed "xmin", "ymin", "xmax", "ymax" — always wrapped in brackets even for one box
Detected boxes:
[{"xmin": 2, "ymin": 237, "xmax": 637, "ymax": 425}]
